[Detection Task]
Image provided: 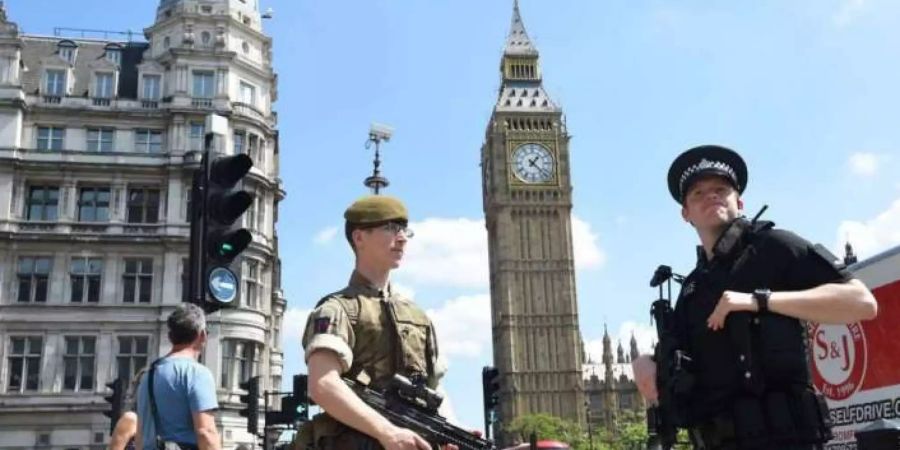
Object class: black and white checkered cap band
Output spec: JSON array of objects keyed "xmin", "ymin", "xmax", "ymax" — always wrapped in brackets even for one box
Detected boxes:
[{"xmin": 678, "ymin": 158, "xmax": 738, "ymax": 196}]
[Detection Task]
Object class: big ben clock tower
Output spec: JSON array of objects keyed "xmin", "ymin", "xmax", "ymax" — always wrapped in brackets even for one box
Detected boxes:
[{"xmin": 481, "ymin": 0, "xmax": 587, "ymax": 436}]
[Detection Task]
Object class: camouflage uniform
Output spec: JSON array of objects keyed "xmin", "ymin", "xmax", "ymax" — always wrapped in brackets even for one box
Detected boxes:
[{"xmin": 294, "ymin": 196, "xmax": 445, "ymax": 450}]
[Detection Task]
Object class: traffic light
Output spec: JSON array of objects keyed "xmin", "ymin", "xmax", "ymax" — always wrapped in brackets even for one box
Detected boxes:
[
  {"xmin": 204, "ymin": 153, "xmax": 253, "ymax": 265},
  {"xmin": 239, "ymin": 376, "xmax": 261, "ymax": 435},
  {"xmin": 187, "ymin": 117, "xmax": 254, "ymax": 314},
  {"xmin": 103, "ymin": 377, "xmax": 126, "ymax": 435},
  {"xmin": 482, "ymin": 366, "xmax": 500, "ymax": 410},
  {"xmin": 265, "ymin": 374, "xmax": 312, "ymax": 427},
  {"xmin": 482, "ymin": 366, "xmax": 500, "ymax": 440}
]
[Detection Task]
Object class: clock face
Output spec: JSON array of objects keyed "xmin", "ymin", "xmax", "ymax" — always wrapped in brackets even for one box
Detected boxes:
[{"xmin": 512, "ymin": 143, "xmax": 554, "ymax": 183}]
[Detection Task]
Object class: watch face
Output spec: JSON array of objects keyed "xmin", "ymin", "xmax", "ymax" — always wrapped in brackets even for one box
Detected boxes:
[{"xmin": 512, "ymin": 143, "xmax": 554, "ymax": 183}]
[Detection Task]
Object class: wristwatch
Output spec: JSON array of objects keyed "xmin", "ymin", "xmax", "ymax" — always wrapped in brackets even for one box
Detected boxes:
[{"xmin": 753, "ymin": 288, "xmax": 771, "ymax": 313}]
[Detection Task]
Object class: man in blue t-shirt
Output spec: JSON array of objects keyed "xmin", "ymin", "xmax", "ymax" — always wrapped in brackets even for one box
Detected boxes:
[{"xmin": 136, "ymin": 304, "xmax": 220, "ymax": 450}]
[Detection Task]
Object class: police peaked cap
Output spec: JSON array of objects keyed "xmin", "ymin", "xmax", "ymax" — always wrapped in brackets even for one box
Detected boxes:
[
  {"xmin": 344, "ymin": 195, "xmax": 408, "ymax": 226},
  {"xmin": 667, "ymin": 145, "xmax": 748, "ymax": 204}
]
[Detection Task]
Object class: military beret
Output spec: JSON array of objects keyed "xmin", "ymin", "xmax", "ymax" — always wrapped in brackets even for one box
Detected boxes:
[
  {"xmin": 343, "ymin": 195, "xmax": 408, "ymax": 225},
  {"xmin": 667, "ymin": 145, "xmax": 748, "ymax": 204}
]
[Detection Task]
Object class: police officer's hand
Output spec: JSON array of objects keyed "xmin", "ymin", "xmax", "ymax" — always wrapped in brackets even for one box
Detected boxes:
[
  {"xmin": 441, "ymin": 444, "xmax": 459, "ymax": 450},
  {"xmin": 631, "ymin": 355, "xmax": 658, "ymax": 404},
  {"xmin": 707, "ymin": 290, "xmax": 756, "ymax": 330},
  {"xmin": 379, "ymin": 426, "xmax": 432, "ymax": 450}
]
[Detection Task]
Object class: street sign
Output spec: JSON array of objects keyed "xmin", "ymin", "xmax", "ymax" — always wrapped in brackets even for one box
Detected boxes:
[{"xmin": 208, "ymin": 266, "xmax": 237, "ymax": 304}]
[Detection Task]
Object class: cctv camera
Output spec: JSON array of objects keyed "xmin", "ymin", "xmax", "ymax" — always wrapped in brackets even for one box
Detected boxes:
[{"xmin": 369, "ymin": 122, "xmax": 394, "ymax": 142}]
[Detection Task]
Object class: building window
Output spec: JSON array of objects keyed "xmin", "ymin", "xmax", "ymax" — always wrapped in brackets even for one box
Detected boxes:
[
  {"xmin": 190, "ymin": 122, "xmax": 205, "ymax": 151},
  {"xmin": 86, "ymin": 128, "xmax": 114, "ymax": 152},
  {"xmin": 77, "ymin": 187, "xmax": 110, "ymax": 222},
  {"xmin": 117, "ymin": 336, "xmax": 149, "ymax": 381},
  {"xmin": 135, "ymin": 129, "xmax": 163, "ymax": 153},
  {"xmin": 26, "ymin": 186, "xmax": 59, "ymax": 221},
  {"xmin": 239, "ymin": 81, "xmax": 255, "ymax": 106},
  {"xmin": 70, "ymin": 257, "xmax": 102, "ymax": 303},
  {"xmin": 122, "ymin": 258, "xmax": 152, "ymax": 304},
  {"xmin": 245, "ymin": 196, "xmax": 256, "ymax": 232},
  {"xmin": 7, "ymin": 336, "xmax": 42, "ymax": 393},
  {"xmin": 244, "ymin": 260, "xmax": 260, "ymax": 308},
  {"xmin": 37, "ymin": 126, "xmax": 64, "ymax": 151},
  {"xmin": 142, "ymin": 74, "xmax": 161, "ymax": 100},
  {"xmin": 58, "ymin": 40, "xmax": 77, "ymax": 63},
  {"xmin": 247, "ymin": 133, "xmax": 261, "ymax": 166},
  {"xmin": 221, "ymin": 340, "xmax": 259, "ymax": 389},
  {"xmin": 233, "ymin": 130, "xmax": 245, "ymax": 155},
  {"xmin": 94, "ymin": 72, "xmax": 114, "ymax": 99},
  {"xmin": 192, "ymin": 71, "xmax": 214, "ymax": 98},
  {"xmin": 105, "ymin": 48, "xmax": 121, "ymax": 65},
  {"xmin": 17, "ymin": 257, "xmax": 51, "ymax": 303},
  {"xmin": 126, "ymin": 187, "xmax": 160, "ymax": 224},
  {"xmin": 63, "ymin": 336, "xmax": 96, "ymax": 392},
  {"xmin": 256, "ymin": 197, "xmax": 265, "ymax": 232},
  {"xmin": 45, "ymin": 69, "xmax": 65, "ymax": 96}
]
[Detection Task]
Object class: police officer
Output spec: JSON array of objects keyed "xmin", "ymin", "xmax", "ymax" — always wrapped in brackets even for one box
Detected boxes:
[
  {"xmin": 633, "ymin": 145, "xmax": 877, "ymax": 449},
  {"xmin": 296, "ymin": 195, "xmax": 457, "ymax": 450}
]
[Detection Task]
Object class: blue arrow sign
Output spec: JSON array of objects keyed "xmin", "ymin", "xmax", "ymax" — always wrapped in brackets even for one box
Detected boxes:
[{"xmin": 208, "ymin": 267, "xmax": 237, "ymax": 304}]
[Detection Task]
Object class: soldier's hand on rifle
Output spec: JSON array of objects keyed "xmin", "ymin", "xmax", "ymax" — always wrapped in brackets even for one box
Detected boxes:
[
  {"xmin": 378, "ymin": 426, "xmax": 432, "ymax": 450},
  {"xmin": 632, "ymin": 355, "xmax": 658, "ymax": 403},
  {"xmin": 707, "ymin": 290, "xmax": 756, "ymax": 330}
]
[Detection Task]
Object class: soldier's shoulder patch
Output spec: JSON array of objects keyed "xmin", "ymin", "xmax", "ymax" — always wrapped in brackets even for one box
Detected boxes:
[{"xmin": 314, "ymin": 317, "xmax": 331, "ymax": 334}]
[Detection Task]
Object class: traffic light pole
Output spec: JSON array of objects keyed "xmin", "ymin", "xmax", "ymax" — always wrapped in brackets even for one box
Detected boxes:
[{"xmin": 187, "ymin": 146, "xmax": 210, "ymax": 306}]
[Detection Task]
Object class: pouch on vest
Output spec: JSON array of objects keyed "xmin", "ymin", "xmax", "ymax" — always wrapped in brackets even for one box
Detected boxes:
[
  {"xmin": 304, "ymin": 413, "xmax": 347, "ymax": 449},
  {"xmin": 763, "ymin": 391, "xmax": 796, "ymax": 442},
  {"xmin": 787, "ymin": 387, "xmax": 833, "ymax": 444},
  {"xmin": 732, "ymin": 396, "xmax": 768, "ymax": 448},
  {"xmin": 291, "ymin": 421, "xmax": 315, "ymax": 450}
]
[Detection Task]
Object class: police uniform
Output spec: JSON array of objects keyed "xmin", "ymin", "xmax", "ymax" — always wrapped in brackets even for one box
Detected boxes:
[
  {"xmin": 666, "ymin": 146, "xmax": 845, "ymax": 450},
  {"xmin": 294, "ymin": 196, "xmax": 444, "ymax": 450}
]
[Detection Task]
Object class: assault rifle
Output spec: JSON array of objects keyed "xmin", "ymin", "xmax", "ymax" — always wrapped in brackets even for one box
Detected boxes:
[
  {"xmin": 646, "ymin": 265, "xmax": 690, "ymax": 450},
  {"xmin": 346, "ymin": 374, "xmax": 496, "ymax": 450}
]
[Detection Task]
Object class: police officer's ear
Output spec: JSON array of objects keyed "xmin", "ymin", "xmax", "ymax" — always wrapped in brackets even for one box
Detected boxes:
[
  {"xmin": 680, "ymin": 205, "xmax": 692, "ymax": 225},
  {"xmin": 737, "ymin": 197, "xmax": 744, "ymax": 211}
]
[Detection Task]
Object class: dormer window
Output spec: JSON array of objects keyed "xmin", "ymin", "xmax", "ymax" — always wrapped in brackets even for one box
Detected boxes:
[
  {"xmin": 104, "ymin": 44, "xmax": 122, "ymax": 66},
  {"xmin": 95, "ymin": 72, "xmax": 114, "ymax": 98},
  {"xmin": 57, "ymin": 40, "xmax": 78, "ymax": 64}
]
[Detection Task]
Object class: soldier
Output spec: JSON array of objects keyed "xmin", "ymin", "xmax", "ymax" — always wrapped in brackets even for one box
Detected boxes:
[
  {"xmin": 296, "ymin": 195, "xmax": 457, "ymax": 450},
  {"xmin": 633, "ymin": 145, "xmax": 877, "ymax": 449}
]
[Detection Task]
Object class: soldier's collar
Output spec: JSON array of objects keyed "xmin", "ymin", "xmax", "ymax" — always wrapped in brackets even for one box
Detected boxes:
[{"xmin": 348, "ymin": 270, "xmax": 392, "ymax": 298}]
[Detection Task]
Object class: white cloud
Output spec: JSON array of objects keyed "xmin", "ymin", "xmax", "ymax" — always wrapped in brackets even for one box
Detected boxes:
[
  {"xmin": 313, "ymin": 226, "xmax": 339, "ymax": 245},
  {"xmin": 397, "ymin": 216, "xmax": 605, "ymax": 288},
  {"xmin": 835, "ymin": 197, "xmax": 900, "ymax": 259},
  {"xmin": 397, "ymin": 218, "xmax": 489, "ymax": 288},
  {"xmin": 282, "ymin": 308, "xmax": 311, "ymax": 347},
  {"xmin": 847, "ymin": 152, "xmax": 881, "ymax": 177},
  {"xmin": 572, "ymin": 216, "xmax": 606, "ymax": 270},
  {"xmin": 834, "ymin": 0, "xmax": 867, "ymax": 27},
  {"xmin": 426, "ymin": 294, "xmax": 492, "ymax": 360},
  {"xmin": 391, "ymin": 282, "xmax": 416, "ymax": 300}
]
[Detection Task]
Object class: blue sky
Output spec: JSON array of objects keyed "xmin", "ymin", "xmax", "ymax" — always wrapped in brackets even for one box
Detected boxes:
[{"xmin": 11, "ymin": 0, "xmax": 900, "ymax": 432}]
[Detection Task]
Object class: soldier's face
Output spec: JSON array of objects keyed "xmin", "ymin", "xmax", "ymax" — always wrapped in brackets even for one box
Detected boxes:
[
  {"xmin": 354, "ymin": 223, "xmax": 408, "ymax": 269},
  {"xmin": 681, "ymin": 176, "xmax": 742, "ymax": 230}
]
